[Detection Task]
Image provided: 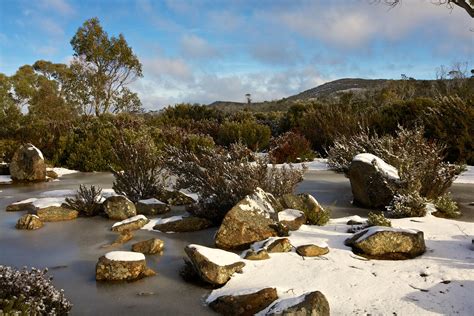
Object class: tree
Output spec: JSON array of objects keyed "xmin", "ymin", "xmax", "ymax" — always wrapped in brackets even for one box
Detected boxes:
[
  {"xmin": 381, "ymin": 0, "xmax": 474, "ymax": 18},
  {"xmin": 245, "ymin": 93, "xmax": 252, "ymax": 104},
  {"xmin": 70, "ymin": 17, "xmax": 143, "ymax": 116}
]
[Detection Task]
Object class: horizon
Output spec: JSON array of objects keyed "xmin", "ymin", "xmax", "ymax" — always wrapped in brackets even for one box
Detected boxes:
[{"xmin": 0, "ymin": 0, "xmax": 473, "ymax": 109}]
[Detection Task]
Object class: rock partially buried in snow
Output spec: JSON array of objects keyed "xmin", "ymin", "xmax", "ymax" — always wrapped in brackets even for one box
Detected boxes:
[
  {"xmin": 45, "ymin": 169, "xmax": 59, "ymax": 179},
  {"xmin": 16, "ymin": 214, "xmax": 43, "ymax": 230},
  {"xmin": 95, "ymin": 251, "xmax": 155, "ymax": 281},
  {"xmin": 9, "ymin": 143, "xmax": 46, "ymax": 182},
  {"xmin": 244, "ymin": 249, "xmax": 270, "ymax": 260},
  {"xmin": 266, "ymin": 238, "xmax": 293, "ymax": 253},
  {"xmin": 266, "ymin": 291, "xmax": 330, "ymax": 316},
  {"xmin": 280, "ymin": 194, "xmax": 325, "ymax": 225},
  {"xmin": 344, "ymin": 226, "xmax": 426, "ymax": 260},
  {"xmin": 131, "ymin": 238, "xmax": 164, "ymax": 255},
  {"xmin": 209, "ymin": 287, "xmax": 278, "ymax": 316},
  {"xmin": 278, "ymin": 209, "xmax": 306, "ymax": 231},
  {"xmin": 153, "ymin": 216, "xmax": 213, "ymax": 232},
  {"xmin": 136, "ymin": 198, "xmax": 170, "ymax": 215},
  {"xmin": 103, "ymin": 195, "xmax": 136, "ymax": 220},
  {"xmin": 111, "ymin": 215, "xmax": 149, "ymax": 233},
  {"xmin": 296, "ymin": 244, "xmax": 329, "ymax": 257},
  {"xmin": 348, "ymin": 153, "xmax": 399, "ymax": 209},
  {"xmin": 37, "ymin": 206, "xmax": 78, "ymax": 222},
  {"xmin": 6, "ymin": 201, "xmax": 37, "ymax": 213},
  {"xmin": 157, "ymin": 189, "xmax": 197, "ymax": 206},
  {"xmin": 184, "ymin": 244, "xmax": 245, "ymax": 286},
  {"xmin": 215, "ymin": 188, "xmax": 282, "ymax": 250}
]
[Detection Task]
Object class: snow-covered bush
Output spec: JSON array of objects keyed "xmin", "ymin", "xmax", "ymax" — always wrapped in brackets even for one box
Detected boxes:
[
  {"xmin": 269, "ymin": 131, "xmax": 315, "ymax": 164},
  {"xmin": 307, "ymin": 207, "xmax": 331, "ymax": 226},
  {"xmin": 386, "ymin": 193, "xmax": 427, "ymax": 218},
  {"xmin": 433, "ymin": 193, "xmax": 461, "ymax": 218},
  {"xmin": 111, "ymin": 129, "xmax": 169, "ymax": 203},
  {"xmin": 0, "ymin": 265, "xmax": 72, "ymax": 315},
  {"xmin": 64, "ymin": 185, "xmax": 102, "ymax": 217},
  {"xmin": 367, "ymin": 212, "xmax": 391, "ymax": 227},
  {"xmin": 165, "ymin": 143, "xmax": 304, "ymax": 222}
]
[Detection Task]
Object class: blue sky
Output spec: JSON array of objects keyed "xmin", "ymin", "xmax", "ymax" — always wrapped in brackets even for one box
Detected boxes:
[{"xmin": 0, "ymin": 0, "xmax": 473, "ymax": 109}]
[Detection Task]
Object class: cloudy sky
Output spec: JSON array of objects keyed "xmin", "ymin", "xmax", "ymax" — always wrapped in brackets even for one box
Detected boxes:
[{"xmin": 0, "ymin": 0, "xmax": 472, "ymax": 109}]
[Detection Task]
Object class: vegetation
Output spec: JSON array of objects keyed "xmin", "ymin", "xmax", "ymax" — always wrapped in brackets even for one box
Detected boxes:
[
  {"xmin": 64, "ymin": 185, "xmax": 103, "ymax": 217},
  {"xmin": 433, "ymin": 193, "xmax": 461, "ymax": 218},
  {"xmin": 386, "ymin": 193, "xmax": 427, "ymax": 218},
  {"xmin": 367, "ymin": 212, "xmax": 392, "ymax": 227},
  {"xmin": 306, "ymin": 207, "xmax": 331, "ymax": 226},
  {"xmin": 269, "ymin": 131, "xmax": 315, "ymax": 164}
]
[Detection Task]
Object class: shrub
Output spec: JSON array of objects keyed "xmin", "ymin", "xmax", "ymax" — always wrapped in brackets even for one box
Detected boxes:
[
  {"xmin": 64, "ymin": 185, "xmax": 103, "ymax": 217},
  {"xmin": 165, "ymin": 143, "xmax": 304, "ymax": 222},
  {"xmin": 386, "ymin": 193, "xmax": 427, "ymax": 218},
  {"xmin": 217, "ymin": 120, "xmax": 271, "ymax": 151},
  {"xmin": 0, "ymin": 265, "xmax": 72, "ymax": 315},
  {"xmin": 269, "ymin": 131, "xmax": 315, "ymax": 164},
  {"xmin": 306, "ymin": 207, "xmax": 331, "ymax": 226},
  {"xmin": 111, "ymin": 129, "xmax": 169, "ymax": 203},
  {"xmin": 367, "ymin": 211, "xmax": 391, "ymax": 227},
  {"xmin": 0, "ymin": 139, "xmax": 19, "ymax": 162},
  {"xmin": 433, "ymin": 193, "xmax": 461, "ymax": 218}
]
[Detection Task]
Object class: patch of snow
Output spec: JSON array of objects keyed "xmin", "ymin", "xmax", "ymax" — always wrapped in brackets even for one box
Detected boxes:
[
  {"xmin": 47, "ymin": 167, "xmax": 78, "ymax": 177},
  {"xmin": 278, "ymin": 209, "xmax": 304, "ymax": 221},
  {"xmin": 272, "ymin": 158, "xmax": 329, "ymax": 171},
  {"xmin": 105, "ymin": 251, "xmax": 145, "ymax": 262},
  {"xmin": 263, "ymin": 294, "xmax": 307, "ymax": 315},
  {"xmin": 39, "ymin": 189, "xmax": 76, "ymax": 197},
  {"xmin": 0, "ymin": 175, "xmax": 12, "ymax": 184},
  {"xmin": 353, "ymin": 153, "xmax": 399, "ymax": 180},
  {"xmin": 454, "ymin": 165, "xmax": 474, "ymax": 184},
  {"xmin": 238, "ymin": 188, "xmax": 277, "ymax": 218},
  {"xmin": 188, "ymin": 244, "xmax": 242, "ymax": 266},
  {"xmin": 112, "ymin": 215, "xmax": 148, "ymax": 228},
  {"xmin": 179, "ymin": 189, "xmax": 199, "ymax": 202},
  {"xmin": 12, "ymin": 197, "xmax": 65, "ymax": 208},
  {"xmin": 355, "ymin": 226, "xmax": 420, "ymax": 243},
  {"xmin": 97, "ymin": 189, "xmax": 119, "ymax": 203},
  {"xmin": 138, "ymin": 198, "xmax": 165, "ymax": 205},
  {"xmin": 27, "ymin": 144, "xmax": 44, "ymax": 160},
  {"xmin": 141, "ymin": 215, "xmax": 184, "ymax": 231}
]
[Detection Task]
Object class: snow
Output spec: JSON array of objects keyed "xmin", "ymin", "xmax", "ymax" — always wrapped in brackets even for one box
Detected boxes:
[
  {"xmin": 141, "ymin": 215, "xmax": 183, "ymax": 231},
  {"xmin": 138, "ymin": 198, "xmax": 165, "ymax": 205},
  {"xmin": 0, "ymin": 175, "xmax": 12, "ymax": 184},
  {"xmin": 239, "ymin": 187, "xmax": 277, "ymax": 218},
  {"xmin": 273, "ymin": 158, "xmax": 329, "ymax": 171},
  {"xmin": 179, "ymin": 189, "xmax": 199, "ymax": 202},
  {"xmin": 353, "ymin": 153, "xmax": 399, "ymax": 180},
  {"xmin": 47, "ymin": 167, "xmax": 78, "ymax": 177},
  {"xmin": 12, "ymin": 197, "xmax": 65, "ymax": 208},
  {"xmin": 454, "ymin": 165, "xmax": 474, "ymax": 184},
  {"xmin": 278, "ymin": 209, "xmax": 304, "ymax": 221},
  {"xmin": 355, "ymin": 226, "xmax": 420, "ymax": 243},
  {"xmin": 188, "ymin": 244, "xmax": 242, "ymax": 266},
  {"xmin": 104, "ymin": 251, "xmax": 145, "ymax": 262},
  {"xmin": 263, "ymin": 294, "xmax": 306, "ymax": 315},
  {"xmin": 39, "ymin": 189, "xmax": 75, "ymax": 197},
  {"xmin": 27, "ymin": 144, "xmax": 44, "ymax": 160},
  {"xmin": 112, "ymin": 215, "xmax": 148, "ymax": 228},
  {"xmin": 206, "ymin": 215, "xmax": 474, "ymax": 315}
]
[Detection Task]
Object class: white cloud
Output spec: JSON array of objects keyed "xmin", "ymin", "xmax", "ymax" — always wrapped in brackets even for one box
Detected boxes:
[
  {"xmin": 38, "ymin": 18, "xmax": 64, "ymax": 37},
  {"xmin": 143, "ymin": 56, "xmax": 194, "ymax": 82},
  {"xmin": 40, "ymin": 0, "xmax": 74, "ymax": 16},
  {"xmin": 180, "ymin": 34, "xmax": 218, "ymax": 59}
]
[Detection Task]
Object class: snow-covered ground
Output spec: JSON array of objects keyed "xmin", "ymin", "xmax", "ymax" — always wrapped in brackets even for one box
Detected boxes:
[
  {"xmin": 454, "ymin": 165, "xmax": 474, "ymax": 184},
  {"xmin": 206, "ymin": 215, "xmax": 474, "ymax": 315},
  {"xmin": 273, "ymin": 158, "xmax": 329, "ymax": 171},
  {"xmin": 0, "ymin": 167, "xmax": 78, "ymax": 184}
]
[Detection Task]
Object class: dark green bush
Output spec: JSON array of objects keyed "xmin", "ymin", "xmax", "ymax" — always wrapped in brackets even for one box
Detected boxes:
[
  {"xmin": 367, "ymin": 212, "xmax": 391, "ymax": 227},
  {"xmin": 433, "ymin": 193, "xmax": 461, "ymax": 218},
  {"xmin": 217, "ymin": 120, "xmax": 271, "ymax": 151},
  {"xmin": 64, "ymin": 185, "xmax": 103, "ymax": 217}
]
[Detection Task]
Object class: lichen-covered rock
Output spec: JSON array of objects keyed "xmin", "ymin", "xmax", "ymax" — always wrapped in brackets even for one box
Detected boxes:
[
  {"xmin": 111, "ymin": 215, "xmax": 149, "ymax": 233},
  {"xmin": 136, "ymin": 198, "xmax": 170, "ymax": 215},
  {"xmin": 6, "ymin": 202, "xmax": 37, "ymax": 213},
  {"xmin": 95, "ymin": 251, "xmax": 155, "ymax": 281},
  {"xmin": 16, "ymin": 214, "xmax": 43, "ymax": 230},
  {"xmin": 209, "ymin": 288, "xmax": 278, "ymax": 316},
  {"xmin": 266, "ymin": 238, "xmax": 292, "ymax": 253},
  {"xmin": 280, "ymin": 194, "xmax": 325, "ymax": 225},
  {"xmin": 103, "ymin": 195, "xmax": 136, "ymax": 220},
  {"xmin": 132, "ymin": 238, "xmax": 164, "ymax": 254},
  {"xmin": 9, "ymin": 144, "xmax": 46, "ymax": 182},
  {"xmin": 215, "ymin": 188, "xmax": 282, "ymax": 250},
  {"xmin": 278, "ymin": 209, "xmax": 306, "ymax": 231},
  {"xmin": 37, "ymin": 206, "xmax": 78, "ymax": 222},
  {"xmin": 348, "ymin": 153, "xmax": 399, "ymax": 209},
  {"xmin": 267, "ymin": 291, "xmax": 330, "ymax": 316},
  {"xmin": 184, "ymin": 244, "xmax": 245, "ymax": 286},
  {"xmin": 157, "ymin": 189, "xmax": 197, "ymax": 206},
  {"xmin": 244, "ymin": 249, "xmax": 270, "ymax": 260},
  {"xmin": 154, "ymin": 216, "xmax": 213, "ymax": 232},
  {"xmin": 296, "ymin": 244, "xmax": 329, "ymax": 257},
  {"xmin": 344, "ymin": 226, "xmax": 426, "ymax": 260}
]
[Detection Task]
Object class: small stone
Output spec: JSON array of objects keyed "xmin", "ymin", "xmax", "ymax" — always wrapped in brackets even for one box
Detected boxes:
[
  {"xmin": 95, "ymin": 251, "xmax": 155, "ymax": 282},
  {"xmin": 114, "ymin": 231, "xmax": 134, "ymax": 244},
  {"xmin": 267, "ymin": 238, "xmax": 292, "ymax": 253},
  {"xmin": 37, "ymin": 206, "xmax": 78, "ymax": 222},
  {"xmin": 6, "ymin": 202, "xmax": 37, "ymax": 213},
  {"xmin": 103, "ymin": 195, "xmax": 136, "ymax": 220},
  {"xmin": 296, "ymin": 244, "xmax": 329, "ymax": 257},
  {"xmin": 244, "ymin": 249, "xmax": 270, "ymax": 260},
  {"xmin": 16, "ymin": 214, "xmax": 43, "ymax": 230},
  {"xmin": 266, "ymin": 290, "xmax": 330, "ymax": 316},
  {"xmin": 46, "ymin": 169, "xmax": 59, "ymax": 179},
  {"xmin": 136, "ymin": 199, "xmax": 170, "ymax": 215},
  {"xmin": 209, "ymin": 288, "xmax": 278, "ymax": 316},
  {"xmin": 111, "ymin": 215, "xmax": 149, "ymax": 233},
  {"xmin": 154, "ymin": 216, "xmax": 213, "ymax": 232},
  {"xmin": 132, "ymin": 238, "xmax": 164, "ymax": 254}
]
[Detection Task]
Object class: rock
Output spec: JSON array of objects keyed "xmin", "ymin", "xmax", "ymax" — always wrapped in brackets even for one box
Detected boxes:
[
  {"xmin": 344, "ymin": 226, "xmax": 426, "ymax": 260},
  {"xmin": 37, "ymin": 206, "xmax": 78, "ymax": 222},
  {"xmin": 280, "ymin": 194, "xmax": 325, "ymax": 225},
  {"xmin": 111, "ymin": 215, "xmax": 149, "ymax": 233},
  {"xmin": 136, "ymin": 198, "xmax": 170, "ymax": 215},
  {"xmin": 244, "ymin": 249, "xmax": 270, "ymax": 260},
  {"xmin": 347, "ymin": 219, "xmax": 364, "ymax": 225},
  {"xmin": 348, "ymin": 153, "xmax": 399, "ymax": 209},
  {"xmin": 96, "ymin": 251, "xmax": 155, "ymax": 281},
  {"xmin": 157, "ymin": 189, "xmax": 197, "ymax": 206},
  {"xmin": 132, "ymin": 238, "xmax": 164, "ymax": 255},
  {"xmin": 6, "ymin": 202, "xmax": 37, "ymax": 213},
  {"xmin": 9, "ymin": 143, "xmax": 46, "ymax": 182},
  {"xmin": 184, "ymin": 244, "xmax": 245, "ymax": 286},
  {"xmin": 46, "ymin": 169, "xmax": 59, "ymax": 179},
  {"xmin": 0, "ymin": 163, "xmax": 9, "ymax": 175},
  {"xmin": 215, "ymin": 188, "xmax": 282, "ymax": 250},
  {"xmin": 278, "ymin": 209, "xmax": 306, "ymax": 231},
  {"xmin": 114, "ymin": 231, "xmax": 134, "ymax": 245},
  {"xmin": 154, "ymin": 216, "xmax": 214, "ymax": 232},
  {"xmin": 296, "ymin": 244, "xmax": 329, "ymax": 257},
  {"xmin": 103, "ymin": 195, "xmax": 136, "ymax": 220},
  {"xmin": 209, "ymin": 288, "xmax": 278, "ymax": 316},
  {"xmin": 266, "ymin": 238, "xmax": 292, "ymax": 253},
  {"xmin": 16, "ymin": 214, "xmax": 43, "ymax": 230},
  {"xmin": 267, "ymin": 291, "xmax": 330, "ymax": 316}
]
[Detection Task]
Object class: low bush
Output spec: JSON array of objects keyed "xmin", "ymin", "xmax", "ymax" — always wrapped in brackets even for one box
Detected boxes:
[
  {"xmin": 269, "ymin": 131, "xmax": 315, "ymax": 164},
  {"xmin": 433, "ymin": 193, "xmax": 461, "ymax": 218},
  {"xmin": 0, "ymin": 265, "xmax": 72, "ymax": 315},
  {"xmin": 306, "ymin": 207, "xmax": 331, "ymax": 226},
  {"xmin": 64, "ymin": 185, "xmax": 103, "ymax": 217},
  {"xmin": 386, "ymin": 193, "xmax": 427, "ymax": 218},
  {"xmin": 0, "ymin": 139, "xmax": 19, "ymax": 162},
  {"xmin": 217, "ymin": 120, "xmax": 271, "ymax": 151},
  {"xmin": 367, "ymin": 212, "xmax": 391, "ymax": 227},
  {"xmin": 165, "ymin": 143, "xmax": 304, "ymax": 222}
]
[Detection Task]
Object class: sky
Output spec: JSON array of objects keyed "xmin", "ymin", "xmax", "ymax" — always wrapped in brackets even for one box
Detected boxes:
[{"xmin": 0, "ymin": 0, "xmax": 473, "ymax": 110}]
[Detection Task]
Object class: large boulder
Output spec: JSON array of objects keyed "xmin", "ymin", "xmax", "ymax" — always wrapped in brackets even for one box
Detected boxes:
[
  {"xmin": 37, "ymin": 206, "xmax": 78, "ymax": 222},
  {"xmin": 136, "ymin": 198, "xmax": 170, "ymax": 215},
  {"xmin": 16, "ymin": 214, "xmax": 43, "ymax": 230},
  {"xmin": 95, "ymin": 251, "xmax": 155, "ymax": 281},
  {"xmin": 266, "ymin": 291, "xmax": 330, "ymax": 316},
  {"xmin": 9, "ymin": 144, "xmax": 46, "ymax": 182},
  {"xmin": 215, "ymin": 188, "xmax": 282, "ymax": 250},
  {"xmin": 111, "ymin": 215, "xmax": 149, "ymax": 233},
  {"xmin": 154, "ymin": 216, "xmax": 214, "ymax": 232},
  {"xmin": 103, "ymin": 196, "xmax": 136, "ymax": 220},
  {"xmin": 344, "ymin": 226, "xmax": 426, "ymax": 260},
  {"xmin": 184, "ymin": 244, "xmax": 245, "ymax": 286},
  {"xmin": 348, "ymin": 153, "xmax": 399, "ymax": 209},
  {"xmin": 280, "ymin": 194, "xmax": 325, "ymax": 225},
  {"xmin": 132, "ymin": 238, "xmax": 164, "ymax": 255},
  {"xmin": 209, "ymin": 288, "xmax": 278, "ymax": 316}
]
